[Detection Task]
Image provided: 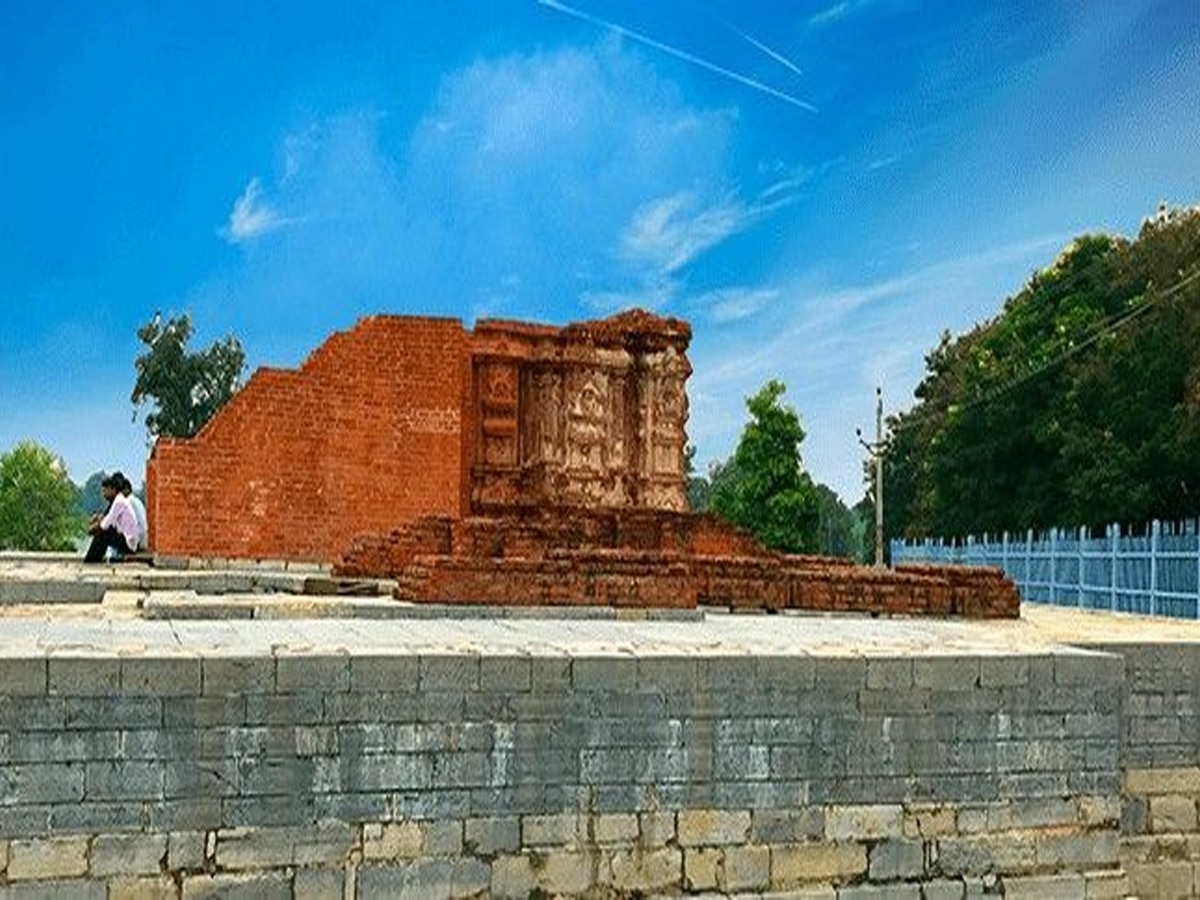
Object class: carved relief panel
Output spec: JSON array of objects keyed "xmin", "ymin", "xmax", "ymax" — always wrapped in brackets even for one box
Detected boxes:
[{"xmin": 471, "ymin": 315, "xmax": 690, "ymax": 512}]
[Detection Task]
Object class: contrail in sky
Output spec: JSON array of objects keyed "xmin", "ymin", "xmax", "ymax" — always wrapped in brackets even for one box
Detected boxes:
[
  {"xmin": 537, "ymin": 0, "xmax": 817, "ymax": 114},
  {"xmin": 723, "ymin": 20, "xmax": 804, "ymax": 78}
]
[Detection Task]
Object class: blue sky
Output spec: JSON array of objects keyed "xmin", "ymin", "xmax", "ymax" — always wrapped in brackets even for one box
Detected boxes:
[{"xmin": 2, "ymin": 1, "xmax": 1198, "ymax": 502}]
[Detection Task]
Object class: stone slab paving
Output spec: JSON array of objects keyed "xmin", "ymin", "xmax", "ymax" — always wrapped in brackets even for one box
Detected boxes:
[
  {"xmin": 0, "ymin": 601, "xmax": 1122, "ymax": 660},
  {"xmin": 0, "ymin": 553, "xmax": 391, "ymax": 605},
  {"xmin": 2, "ymin": 554, "xmax": 1195, "ymax": 660}
]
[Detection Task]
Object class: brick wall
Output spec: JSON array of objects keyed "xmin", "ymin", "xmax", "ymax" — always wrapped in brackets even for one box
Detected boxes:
[
  {"xmin": 0, "ymin": 646, "xmax": 1127, "ymax": 897},
  {"xmin": 147, "ymin": 317, "xmax": 471, "ymax": 562},
  {"xmin": 337, "ymin": 511, "xmax": 1022, "ymax": 617}
]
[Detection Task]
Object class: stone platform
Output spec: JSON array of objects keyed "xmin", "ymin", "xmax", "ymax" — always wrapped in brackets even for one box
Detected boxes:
[{"xmin": 0, "ymin": 556, "xmax": 1195, "ymax": 897}]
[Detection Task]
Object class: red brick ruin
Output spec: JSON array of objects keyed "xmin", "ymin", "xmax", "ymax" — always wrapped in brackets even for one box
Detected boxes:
[{"xmin": 147, "ymin": 310, "xmax": 1018, "ymax": 617}]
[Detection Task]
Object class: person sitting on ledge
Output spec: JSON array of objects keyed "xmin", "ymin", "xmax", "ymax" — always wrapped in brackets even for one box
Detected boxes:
[
  {"xmin": 115, "ymin": 471, "xmax": 148, "ymax": 552},
  {"xmin": 84, "ymin": 474, "xmax": 140, "ymax": 563}
]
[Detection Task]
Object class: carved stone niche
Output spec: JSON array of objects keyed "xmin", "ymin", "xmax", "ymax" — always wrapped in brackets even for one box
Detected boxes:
[
  {"xmin": 472, "ymin": 357, "xmax": 522, "ymax": 508},
  {"xmin": 638, "ymin": 345, "xmax": 691, "ymax": 511}
]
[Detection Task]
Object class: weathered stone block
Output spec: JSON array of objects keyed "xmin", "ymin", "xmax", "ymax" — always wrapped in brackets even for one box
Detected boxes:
[
  {"xmin": 423, "ymin": 819, "xmax": 464, "ymax": 856},
  {"xmin": 418, "ymin": 655, "xmax": 480, "ymax": 691},
  {"xmin": 593, "ymin": 813, "xmax": 639, "ymax": 845},
  {"xmin": 121, "ymin": 657, "xmax": 202, "ymax": 696},
  {"xmin": 465, "ymin": 816, "xmax": 520, "ymax": 855},
  {"xmin": 293, "ymin": 868, "xmax": 344, "ymax": 900},
  {"xmin": 479, "ymin": 656, "xmax": 532, "ymax": 692},
  {"xmin": 276, "ymin": 655, "xmax": 350, "ymax": 694},
  {"xmin": 677, "ymin": 809, "xmax": 750, "ymax": 847},
  {"xmin": 752, "ymin": 808, "xmax": 825, "ymax": 844},
  {"xmin": 825, "ymin": 804, "xmax": 904, "ymax": 841},
  {"xmin": 522, "ymin": 812, "xmax": 581, "ymax": 848},
  {"xmin": 639, "ymin": 810, "xmax": 676, "ymax": 849},
  {"xmin": 537, "ymin": 850, "xmax": 594, "ymax": 895},
  {"xmin": 903, "ymin": 805, "xmax": 956, "ymax": 838},
  {"xmin": 770, "ymin": 842, "xmax": 867, "ymax": 886},
  {"xmin": 0, "ymin": 658, "xmax": 46, "ymax": 695},
  {"xmin": 86, "ymin": 760, "xmax": 164, "ymax": 800},
  {"xmin": 107, "ymin": 876, "xmax": 180, "ymax": 900},
  {"xmin": 868, "ymin": 838, "xmax": 926, "ymax": 880},
  {"xmin": 1125, "ymin": 765, "xmax": 1200, "ymax": 796},
  {"xmin": 866, "ymin": 658, "xmax": 913, "ymax": 690},
  {"xmin": 181, "ymin": 872, "xmax": 291, "ymax": 899},
  {"xmin": 1000, "ymin": 873, "xmax": 1086, "ymax": 899},
  {"xmin": 913, "ymin": 657, "xmax": 979, "ymax": 690},
  {"xmin": 348, "ymin": 655, "xmax": 418, "ymax": 693},
  {"xmin": 979, "ymin": 657, "xmax": 1028, "ymax": 688},
  {"xmin": 684, "ymin": 848, "xmax": 721, "ymax": 891},
  {"xmin": 1, "ymin": 762, "xmax": 86, "ymax": 804},
  {"xmin": 0, "ymin": 880, "xmax": 106, "ymax": 900},
  {"xmin": 168, "ymin": 831, "xmax": 208, "ymax": 870},
  {"xmin": 936, "ymin": 834, "xmax": 1036, "ymax": 876},
  {"xmin": 202, "ymin": 657, "xmax": 274, "ymax": 695},
  {"xmin": 720, "ymin": 844, "xmax": 770, "ymax": 892},
  {"xmin": 987, "ymin": 797, "xmax": 1077, "ymax": 831},
  {"xmin": 8, "ymin": 836, "xmax": 89, "ymax": 880},
  {"xmin": 1078, "ymin": 795, "xmax": 1121, "ymax": 828},
  {"xmin": 48, "ymin": 657, "xmax": 121, "ymax": 695},
  {"xmin": 609, "ymin": 846, "xmax": 683, "ymax": 893},
  {"xmin": 1149, "ymin": 794, "xmax": 1198, "ymax": 832},
  {"xmin": 920, "ymin": 879, "xmax": 967, "ymax": 900},
  {"xmin": 1083, "ymin": 868, "xmax": 1130, "ymax": 899},
  {"xmin": 362, "ymin": 822, "xmax": 422, "ymax": 860},
  {"xmin": 838, "ymin": 885, "xmax": 921, "ymax": 899},
  {"xmin": 89, "ymin": 833, "xmax": 168, "ymax": 876},
  {"xmin": 1034, "ymin": 831, "xmax": 1119, "ymax": 870},
  {"xmin": 490, "ymin": 854, "xmax": 538, "ymax": 898},
  {"xmin": 8, "ymin": 729, "xmax": 120, "ymax": 763}
]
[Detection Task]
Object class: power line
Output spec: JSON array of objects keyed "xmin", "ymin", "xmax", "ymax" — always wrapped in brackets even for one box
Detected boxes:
[{"xmin": 887, "ymin": 263, "xmax": 1200, "ymax": 436}]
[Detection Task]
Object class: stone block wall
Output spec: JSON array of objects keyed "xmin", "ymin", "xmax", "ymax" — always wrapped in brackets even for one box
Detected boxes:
[
  {"xmin": 1090, "ymin": 643, "xmax": 1200, "ymax": 898},
  {"xmin": 147, "ymin": 317, "xmax": 472, "ymax": 563},
  {"xmin": 0, "ymin": 649, "xmax": 1128, "ymax": 896}
]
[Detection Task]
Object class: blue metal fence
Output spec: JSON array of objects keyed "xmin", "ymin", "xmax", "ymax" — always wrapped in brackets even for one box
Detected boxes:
[{"xmin": 892, "ymin": 519, "xmax": 1200, "ymax": 618}]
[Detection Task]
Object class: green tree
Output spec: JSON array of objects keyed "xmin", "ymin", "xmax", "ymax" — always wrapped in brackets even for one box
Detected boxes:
[
  {"xmin": 0, "ymin": 442, "xmax": 81, "ymax": 551},
  {"xmin": 886, "ymin": 203, "xmax": 1200, "ymax": 538},
  {"xmin": 709, "ymin": 380, "xmax": 820, "ymax": 553},
  {"xmin": 813, "ymin": 483, "xmax": 862, "ymax": 559},
  {"xmin": 684, "ymin": 444, "xmax": 712, "ymax": 511},
  {"xmin": 132, "ymin": 312, "xmax": 246, "ymax": 439}
]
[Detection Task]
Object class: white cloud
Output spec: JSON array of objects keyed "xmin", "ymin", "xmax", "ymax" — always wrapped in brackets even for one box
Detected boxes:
[
  {"xmin": 219, "ymin": 177, "xmax": 294, "ymax": 245},
  {"xmin": 620, "ymin": 191, "xmax": 752, "ymax": 275},
  {"xmin": 685, "ymin": 232, "xmax": 1075, "ymax": 501},
  {"xmin": 689, "ymin": 287, "xmax": 779, "ymax": 323},
  {"xmin": 807, "ymin": 1, "xmax": 873, "ymax": 28}
]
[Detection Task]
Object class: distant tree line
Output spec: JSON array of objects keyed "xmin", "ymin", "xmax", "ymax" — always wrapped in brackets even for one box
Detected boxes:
[{"xmin": 882, "ymin": 203, "xmax": 1200, "ymax": 540}]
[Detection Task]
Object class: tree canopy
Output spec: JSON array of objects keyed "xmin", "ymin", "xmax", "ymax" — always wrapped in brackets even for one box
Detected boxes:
[
  {"xmin": 0, "ymin": 442, "xmax": 81, "ymax": 551},
  {"xmin": 708, "ymin": 380, "xmax": 821, "ymax": 553},
  {"xmin": 884, "ymin": 203, "xmax": 1200, "ymax": 539},
  {"xmin": 132, "ymin": 312, "xmax": 246, "ymax": 440}
]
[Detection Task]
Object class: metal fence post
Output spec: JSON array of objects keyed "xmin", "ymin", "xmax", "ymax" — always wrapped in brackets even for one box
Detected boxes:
[
  {"xmin": 1150, "ymin": 519, "xmax": 1160, "ymax": 617},
  {"xmin": 1110, "ymin": 523, "xmax": 1118, "ymax": 612},
  {"xmin": 1077, "ymin": 525, "xmax": 1086, "ymax": 608},
  {"xmin": 1049, "ymin": 527, "xmax": 1059, "ymax": 604},
  {"xmin": 1025, "ymin": 528, "xmax": 1033, "ymax": 597}
]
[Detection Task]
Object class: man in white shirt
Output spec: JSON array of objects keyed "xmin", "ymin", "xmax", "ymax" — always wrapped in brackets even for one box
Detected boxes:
[
  {"xmin": 116, "ymin": 472, "xmax": 149, "ymax": 552},
  {"xmin": 84, "ymin": 475, "xmax": 139, "ymax": 563}
]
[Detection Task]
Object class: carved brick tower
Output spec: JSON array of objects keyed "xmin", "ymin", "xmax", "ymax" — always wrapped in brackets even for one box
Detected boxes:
[{"xmin": 469, "ymin": 310, "xmax": 691, "ymax": 514}]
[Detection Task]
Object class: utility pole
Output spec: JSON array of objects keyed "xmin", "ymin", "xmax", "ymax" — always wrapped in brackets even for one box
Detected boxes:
[{"xmin": 857, "ymin": 387, "xmax": 886, "ymax": 567}]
